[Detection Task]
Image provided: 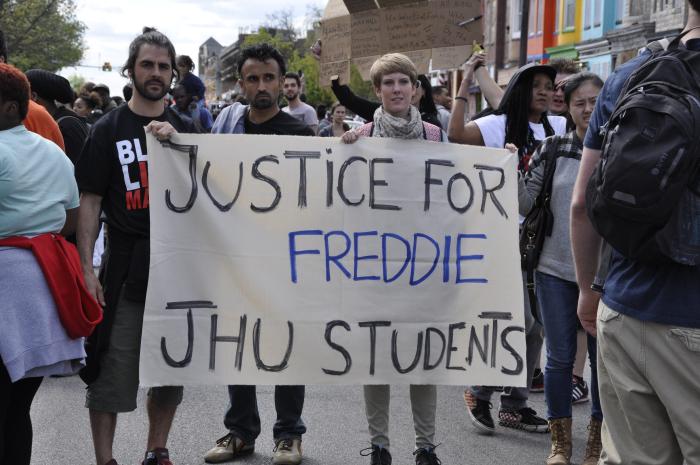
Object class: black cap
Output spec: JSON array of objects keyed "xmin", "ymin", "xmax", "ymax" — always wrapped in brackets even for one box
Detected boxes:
[
  {"xmin": 25, "ymin": 69, "xmax": 74, "ymax": 104},
  {"xmin": 498, "ymin": 62, "xmax": 557, "ymax": 112}
]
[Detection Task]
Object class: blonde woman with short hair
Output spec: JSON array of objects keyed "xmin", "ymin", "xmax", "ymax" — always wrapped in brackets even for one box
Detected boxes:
[{"xmin": 343, "ymin": 53, "xmax": 444, "ymax": 465}]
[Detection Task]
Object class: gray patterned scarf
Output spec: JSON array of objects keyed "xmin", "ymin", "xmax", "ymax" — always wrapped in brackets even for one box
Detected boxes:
[{"xmin": 372, "ymin": 105, "xmax": 423, "ymax": 139}]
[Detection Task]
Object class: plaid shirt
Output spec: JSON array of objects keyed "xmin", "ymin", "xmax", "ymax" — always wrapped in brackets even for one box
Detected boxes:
[
  {"xmin": 528, "ymin": 130, "xmax": 582, "ymax": 174},
  {"xmin": 518, "ymin": 130, "xmax": 583, "ymax": 282}
]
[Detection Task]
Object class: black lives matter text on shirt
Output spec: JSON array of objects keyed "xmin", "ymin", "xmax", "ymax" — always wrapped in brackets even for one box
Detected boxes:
[
  {"xmin": 76, "ymin": 104, "xmax": 192, "ymax": 238},
  {"xmin": 76, "ymin": 104, "xmax": 193, "ymax": 302},
  {"xmin": 243, "ymin": 109, "xmax": 315, "ymax": 136}
]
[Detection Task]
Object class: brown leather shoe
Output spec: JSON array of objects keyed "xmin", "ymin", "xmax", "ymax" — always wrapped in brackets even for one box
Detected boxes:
[
  {"xmin": 546, "ymin": 417, "xmax": 572, "ymax": 465},
  {"xmin": 204, "ymin": 433, "xmax": 254, "ymax": 463}
]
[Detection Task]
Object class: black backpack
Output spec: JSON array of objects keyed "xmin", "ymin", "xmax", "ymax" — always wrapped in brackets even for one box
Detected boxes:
[{"xmin": 586, "ymin": 31, "xmax": 700, "ymax": 266}]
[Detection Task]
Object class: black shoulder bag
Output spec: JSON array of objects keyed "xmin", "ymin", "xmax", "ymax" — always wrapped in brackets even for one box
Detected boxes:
[{"xmin": 520, "ymin": 138, "xmax": 559, "ymax": 321}]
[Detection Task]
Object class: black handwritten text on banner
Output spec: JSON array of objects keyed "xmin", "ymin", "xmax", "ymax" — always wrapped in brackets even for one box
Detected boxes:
[{"xmin": 140, "ymin": 133, "xmax": 526, "ymax": 387}]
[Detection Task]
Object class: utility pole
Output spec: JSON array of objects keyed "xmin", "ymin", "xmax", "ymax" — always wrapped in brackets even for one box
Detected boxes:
[
  {"xmin": 519, "ymin": 0, "xmax": 530, "ymax": 66},
  {"xmin": 495, "ymin": 0, "xmax": 507, "ymax": 81}
]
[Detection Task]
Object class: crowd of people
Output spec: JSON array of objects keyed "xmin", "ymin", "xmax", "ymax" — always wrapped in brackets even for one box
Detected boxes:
[{"xmin": 1, "ymin": 2, "xmax": 699, "ymax": 464}]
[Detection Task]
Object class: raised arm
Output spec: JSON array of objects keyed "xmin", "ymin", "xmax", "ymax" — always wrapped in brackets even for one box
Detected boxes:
[
  {"xmin": 475, "ymin": 66, "xmax": 504, "ymax": 110},
  {"xmin": 331, "ymin": 77, "xmax": 380, "ymax": 122},
  {"xmin": 448, "ymin": 54, "xmax": 488, "ymax": 145}
]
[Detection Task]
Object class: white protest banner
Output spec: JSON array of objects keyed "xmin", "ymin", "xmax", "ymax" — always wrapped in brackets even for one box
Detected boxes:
[{"xmin": 140, "ymin": 133, "xmax": 526, "ymax": 387}]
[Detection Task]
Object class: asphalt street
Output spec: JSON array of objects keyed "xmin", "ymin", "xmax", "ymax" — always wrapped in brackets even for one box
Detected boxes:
[{"xmin": 31, "ymin": 376, "xmax": 597, "ymax": 465}]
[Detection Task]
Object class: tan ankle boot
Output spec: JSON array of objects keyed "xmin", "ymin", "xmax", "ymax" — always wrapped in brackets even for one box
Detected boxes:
[
  {"xmin": 581, "ymin": 417, "xmax": 603, "ymax": 465},
  {"xmin": 546, "ymin": 417, "xmax": 572, "ymax": 465}
]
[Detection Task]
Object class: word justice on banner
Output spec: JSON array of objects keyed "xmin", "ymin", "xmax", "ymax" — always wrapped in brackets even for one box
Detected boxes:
[{"xmin": 140, "ymin": 132, "xmax": 527, "ymax": 387}]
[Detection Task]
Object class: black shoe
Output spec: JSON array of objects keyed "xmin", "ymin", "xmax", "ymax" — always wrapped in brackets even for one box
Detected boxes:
[
  {"xmin": 464, "ymin": 390, "xmax": 495, "ymax": 434},
  {"xmin": 498, "ymin": 407, "xmax": 549, "ymax": 433},
  {"xmin": 530, "ymin": 368, "xmax": 544, "ymax": 393},
  {"xmin": 360, "ymin": 444, "xmax": 392, "ymax": 465},
  {"xmin": 143, "ymin": 447, "xmax": 172, "ymax": 465},
  {"xmin": 414, "ymin": 446, "xmax": 442, "ymax": 465},
  {"xmin": 572, "ymin": 375, "xmax": 590, "ymax": 404}
]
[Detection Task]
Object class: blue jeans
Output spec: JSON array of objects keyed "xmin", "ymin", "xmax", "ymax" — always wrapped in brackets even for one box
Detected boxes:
[
  {"xmin": 535, "ymin": 271, "xmax": 602, "ymax": 420},
  {"xmin": 224, "ymin": 385, "xmax": 306, "ymax": 443}
]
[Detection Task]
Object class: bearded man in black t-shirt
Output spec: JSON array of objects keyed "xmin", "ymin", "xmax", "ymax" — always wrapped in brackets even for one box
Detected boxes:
[
  {"xmin": 75, "ymin": 27, "xmax": 193, "ymax": 465},
  {"xmin": 204, "ymin": 44, "xmax": 312, "ymax": 465}
]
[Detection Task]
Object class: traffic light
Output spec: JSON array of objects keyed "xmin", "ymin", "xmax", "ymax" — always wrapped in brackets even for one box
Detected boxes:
[{"xmin": 102, "ymin": 62, "xmax": 112, "ymax": 72}]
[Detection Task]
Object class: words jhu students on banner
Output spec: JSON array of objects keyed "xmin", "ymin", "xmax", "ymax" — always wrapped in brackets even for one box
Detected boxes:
[{"xmin": 139, "ymin": 133, "xmax": 527, "ymax": 387}]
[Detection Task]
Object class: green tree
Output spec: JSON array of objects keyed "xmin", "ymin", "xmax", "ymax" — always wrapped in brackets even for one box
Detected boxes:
[
  {"xmin": 67, "ymin": 73, "xmax": 85, "ymax": 92},
  {"xmin": 0, "ymin": 0, "xmax": 85, "ymax": 72},
  {"xmin": 241, "ymin": 27, "xmax": 295, "ymax": 65},
  {"xmin": 288, "ymin": 51, "xmax": 335, "ymax": 107},
  {"xmin": 349, "ymin": 64, "xmax": 377, "ymax": 102}
]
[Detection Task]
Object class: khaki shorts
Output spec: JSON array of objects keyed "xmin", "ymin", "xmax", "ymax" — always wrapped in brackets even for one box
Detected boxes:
[{"xmin": 85, "ymin": 293, "xmax": 183, "ymax": 413}]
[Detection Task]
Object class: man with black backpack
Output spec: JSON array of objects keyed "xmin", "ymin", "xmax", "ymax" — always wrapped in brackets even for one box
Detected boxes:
[{"xmin": 571, "ymin": 2, "xmax": 700, "ymax": 463}]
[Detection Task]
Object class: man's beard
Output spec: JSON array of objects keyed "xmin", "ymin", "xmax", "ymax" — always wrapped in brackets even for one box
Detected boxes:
[
  {"xmin": 285, "ymin": 91, "xmax": 298, "ymax": 101},
  {"xmin": 251, "ymin": 92, "xmax": 275, "ymax": 110},
  {"xmin": 133, "ymin": 77, "xmax": 169, "ymax": 102}
]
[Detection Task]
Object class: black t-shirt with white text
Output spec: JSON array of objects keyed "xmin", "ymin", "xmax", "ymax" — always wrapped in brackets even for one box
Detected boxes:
[
  {"xmin": 77, "ymin": 104, "xmax": 192, "ymax": 238},
  {"xmin": 76, "ymin": 104, "xmax": 193, "ymax": 301}
]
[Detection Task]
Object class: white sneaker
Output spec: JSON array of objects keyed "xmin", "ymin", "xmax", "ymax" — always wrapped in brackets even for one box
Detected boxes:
[{"xmin": 273, "ymin": 438, "xmax": 302, "ymax": 465}]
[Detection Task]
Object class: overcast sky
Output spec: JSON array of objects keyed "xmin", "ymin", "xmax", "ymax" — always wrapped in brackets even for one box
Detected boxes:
[{"xmin": 59, "ymin": 0, "xmax": 325, "ymax": 97}]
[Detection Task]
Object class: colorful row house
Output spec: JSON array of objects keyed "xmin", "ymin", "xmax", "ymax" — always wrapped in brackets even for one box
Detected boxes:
[{"xmin": 482, "ymin": 0, "xmax": 690, "ymax": 88}]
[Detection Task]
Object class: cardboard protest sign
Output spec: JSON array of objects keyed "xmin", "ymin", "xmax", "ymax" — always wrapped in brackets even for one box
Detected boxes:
[
  {"xmin": 320, "ymin": 0, "xmax": 482, "ymax": 82},
  {"xmin": 344, "ymin": 0, "xmax": 379, "ymax": 13},
  {"xmin": 140, "ymin": 133, "xmax": 527, "ymax": 387},
  {"xmin": 403, "ymin": 49, "xmax": 432, "ymax": 74},
  {"xmin": 350, "ymin": 10, "xmax": 385, "ymax": 58},
  {"xmin": 319, "ymin": 60, "xmax": 351, "ymax": 86},
  {"xmin": 431, "ymin": 45, "xmax": 471, "ymax": 70},
  {"xmin": 431, "ymin": 0, "xmax": 481, "ymax": 48},
  {"xmin": 376, "ymin": 0, "xmax": 425, "ymax": 6},
  {"xmin": 382, "ymin": 2, "xmax": 435, "ymax": 52},
  {"xmin": 352, "ymin": 55, "xmax": 381, "ymax": 80},
  {"xmin": 320, "ymin": 16, "xmax": 352, "ymax": 63}
]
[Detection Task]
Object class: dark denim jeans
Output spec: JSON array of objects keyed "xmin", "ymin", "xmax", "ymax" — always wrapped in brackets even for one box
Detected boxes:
[
  {"xmin": 535, "ymin": 271, "xmax": 602, "ymax": 420},
  {"xmin": 224, "ymin": 385, "xmax": 306, "ymax": 443}
]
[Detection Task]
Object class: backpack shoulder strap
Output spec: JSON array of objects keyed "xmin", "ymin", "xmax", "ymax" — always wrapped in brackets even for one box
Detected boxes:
[
  {"xmin": 538, "ymin": 135, "xmax": 561, "ymax": 192},
  {"xmin": 421, "ymin": 122, "xmax": 443, "ymax": 141},
  {"xmin": 57, "ymin": 114, "xmax": 89, "ymax": 135}
]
